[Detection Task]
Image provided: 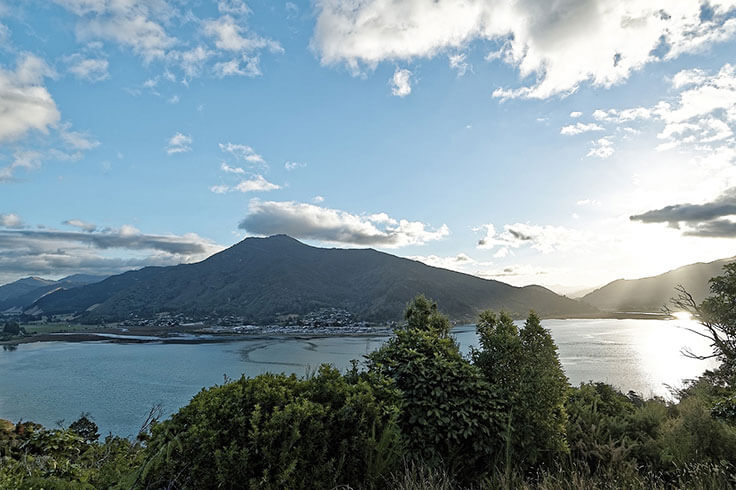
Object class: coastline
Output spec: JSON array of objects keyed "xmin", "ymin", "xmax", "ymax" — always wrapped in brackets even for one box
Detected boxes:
[{"xmin": 1, "ymin": 311, "xmax": 671, "ymax": 347}]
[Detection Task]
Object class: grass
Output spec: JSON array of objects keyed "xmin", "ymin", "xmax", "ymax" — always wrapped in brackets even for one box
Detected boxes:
[{"xmin": 20, "ymin": 323, "xmax": 103, "ymax": 334}]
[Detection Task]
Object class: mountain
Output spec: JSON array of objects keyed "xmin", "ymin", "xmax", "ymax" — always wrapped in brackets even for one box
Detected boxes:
[
  {"xmin": 0, "ymin": 275, "xmax": 108, "ymax": 313},
  {"xmin": 581, "ymin": 257, "xmax": 734, "ymax": 312},
  {"xmin": 30, "ymin": 235, "xmax": 596, "ymax": 323}
]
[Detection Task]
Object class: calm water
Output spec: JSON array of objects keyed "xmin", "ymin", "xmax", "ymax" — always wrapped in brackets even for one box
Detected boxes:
[{"xmin": 0, "ymin": 318, "xmax": 718, "ymax": 436}]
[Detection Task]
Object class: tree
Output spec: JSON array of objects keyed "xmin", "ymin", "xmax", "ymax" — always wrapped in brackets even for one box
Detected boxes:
[
  {"xmin": 69, "ymin": 414, "xmax": 99, "ymax": 445},
  {"xmin": 472, "ymin": 310, "xmax": 569, "ymax": 469},
  {"xmin": 670, "ymin": 262, "xmax": 736, "ymax": 380},
  {"xmin": 2, "ymin": 321, "xmax": 20, "ymax": 336},
  {"xmin": 366, "ymin": 295, "xmax": 503, "ymax": 480}
]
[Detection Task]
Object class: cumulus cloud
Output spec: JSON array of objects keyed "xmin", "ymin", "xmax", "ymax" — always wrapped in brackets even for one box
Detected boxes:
[
  {"xmin": 584, "ymin": 62, "xmax": 736, "ymax": 162},
  {"xmin": 0, "ymin": 218, "xmax": 223, "ymax": 283},
  {"xmin": 0, "ymin": 54, "xmax": 60, "ymax": 143},
  {"xmin": 570, "ymin": 111, "xmax": 583, "ymax": 118},
  {"xmin": 165, "ymin": 132, "xmax": 192, "ymax": 154},
  {"xmin": 239, "ymin": 199, "xmax": 449, "ymax": 248},
  {"xmin": 587, "ymin": 137, "xmax": 614, "ymax": 158},
  {"xmin": 390, "ymin": 68, "xmax": 412, "ymax": 97},
  {"xmin": 560, "ymin": 122, "xmax": 604, "ymax": 135},
  {"xmin": 475, "ymin": 222, "xmax": 589, "ymax": 255},
  {"xmin": 630, "ymin": 187, "xmax": 736, "ymax": 237},
  {"xmin": 313, "ymin": 1, "xmax": 736, "ymax": 99},
  {"xmin": 0, "ymin": 213, "xmax": 24, "ymax": 229}
]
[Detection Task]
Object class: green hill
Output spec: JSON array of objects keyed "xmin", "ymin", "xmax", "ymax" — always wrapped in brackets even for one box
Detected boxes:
[{"xmin": 31, "ymin": 235, "xmax": 596, "ymax": 323}]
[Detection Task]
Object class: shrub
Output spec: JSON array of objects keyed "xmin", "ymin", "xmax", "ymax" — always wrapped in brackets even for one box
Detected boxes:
[{"xmin": 138, "ymin": 365, "xmax": 402, "ymax": 489}]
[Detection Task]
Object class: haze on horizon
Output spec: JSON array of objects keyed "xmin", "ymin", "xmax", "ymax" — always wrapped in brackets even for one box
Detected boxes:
[{"xmin": 2, "ymin": 0, "xmax": 736, "ymax": 294}]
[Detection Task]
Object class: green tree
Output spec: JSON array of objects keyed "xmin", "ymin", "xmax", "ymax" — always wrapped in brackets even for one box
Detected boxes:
[
  {"xmin": 2, "ymin": 321, "xmax": 20, "ymax": 336},
  {"xmin": 69, "ymin": 414, "xmax": 99, "ymax": 445},
  {"xmin": 472, "ymin": 310, "xmax": 569, "ymax": 469},
  {"xmin": 366, "ymin": 295, "xmax": 503, "ymax": 480}
]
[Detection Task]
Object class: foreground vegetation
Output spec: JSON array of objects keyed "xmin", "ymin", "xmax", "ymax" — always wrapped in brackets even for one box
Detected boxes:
[{"xmin": 2, "ymin": 266, "xmax": 736, "ymax": 489}]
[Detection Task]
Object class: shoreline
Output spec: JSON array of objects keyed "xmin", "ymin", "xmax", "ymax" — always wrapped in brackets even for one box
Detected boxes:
[{"xmin": 1, "ymin": 312, "xmax": 672, "ymax": 347}]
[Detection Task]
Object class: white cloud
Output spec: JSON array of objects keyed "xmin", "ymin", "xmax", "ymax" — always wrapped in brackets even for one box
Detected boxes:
[
  {"xmin": 576, "ymin": 199, "xmax": 602, "ymax": 206},
  {"xmin": 593, "ymin": 107, "xmax": 652, "ymax": 123},
  {"xmin": 313, "ymin": 0, "xmax": 736, "ymax": 99},
  {"xmin": 586, "ymin": 137, "xmax": 614, "ymax": 158},
  {"xmin": 560, "ymin": 122, "xmax": 604, "ymax": 135},
  {"xmin": 0, "ymin": 150, "xmax": 43, "ymax": 183},
  {"xmin": 59, "ymin": 124, "xmax": 100, "ymax": 151},
  {"xmin": 448, "ymin": 52, "xmax": 470, "ymax": 76},
  {"xmin": 0, "ymin": 213, "xmax": 24, "ymax": 229},
  {"xmin": 218, "ymin": 0, "xmax": 251, "ymax": 15},
  {"xmin": 63, "ymin": 219, "xmax": 97, "ymax": 232},
  {"xmin": 203, "ymin": 15, "xmax": 282, "ymax": 54},
  {"xmin": 591, "ymin": 62, "xmax": 736, "ymax": 163},
  {"xmin": 65, "ymin": 55, "xmax": 109, "ymax": 82},
  {"xmin": 475, "ymin": 222, "xmax": 590, "ymax": 254},
  {"xmin": 209, "ymin": 185, "xmax": 229, "ymax": 194},
  {"xmin": 221, "ymin": 162, "xmax": 245, "ymax": 174},
  {"xmin": 284, "ymin": 161, "xmax": 306, "ymax": 170},
  {"xmin": 210, "ymin": 175, "xmax": 280, "ymax": 194},
  {"xmin": 165, "ymin": 132, "xmax": 192, "ymax": 154},
  {"xmin": 570, "ymin": 111, "xmax": 583, "ymax": 118},
  {"xmin": 77, "ymin": 9, "xmax": 176, "ymax": 62},
  {"xmin": 312, "ymin": 195, "xmax": 325, "ymax": 203},
  {"xmin": 390, "ymin": 68, "xmax": 412, "ymax": 97},
  {"xmin": 0, "ymin": 54, "xmax": 60, "ymax": 143},
  {"xmin": 233, "ymin": 175, "xmax": 280, "ymax": 193},
  {"xmin": 54, "ymin": 1, "xmax": 281, "ymax": 79},
  {"xmin": 219, "ymin": 142, "xmax": 265, "ymax": 164},
  {"xmin": 239, "ymin": 199, "xmax": 450, "ymax": 248},
  {"xmin": 213, "ymin": 56, "xmax": 262, "ymax": 77}
]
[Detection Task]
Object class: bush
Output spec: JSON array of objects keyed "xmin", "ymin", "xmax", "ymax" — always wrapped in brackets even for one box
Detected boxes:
[{"xmin": 139, "ymin": 365, "xmax": 402, "ymax": 489}]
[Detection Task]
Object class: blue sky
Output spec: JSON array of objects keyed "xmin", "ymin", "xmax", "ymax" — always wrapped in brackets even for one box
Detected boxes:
[{"xmin": 2, "ymin": 0, "xmax": 736, "ymax": 293}]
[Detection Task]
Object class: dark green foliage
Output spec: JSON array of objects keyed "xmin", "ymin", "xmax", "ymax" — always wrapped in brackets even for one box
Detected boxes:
[
  {"xmin": 2, "ymin": 321, "xmax": 20, "ymax": 335},
  {"xmin": 0, "ymin": 419, "xmax": 143, "ymax": 489},
  {"xmin": 472, "ymin": 310, "xmax": 569, "ymax": 469},
  {"xmin": 367, "ymin": 296, "xmax": 504, "ymax": 480},
  {"xmin": 139, "ymin": 365, "xmax": 402, "ymax": 489},
  {"xmin": 69, "ymin": 414, "xmax": 99, "ymax": 445}
]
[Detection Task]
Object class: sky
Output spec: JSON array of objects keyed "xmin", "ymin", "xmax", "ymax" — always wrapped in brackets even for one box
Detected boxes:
[{"xmin": 1, "ymin": 0, "xmax": 736, "ymax": 294}]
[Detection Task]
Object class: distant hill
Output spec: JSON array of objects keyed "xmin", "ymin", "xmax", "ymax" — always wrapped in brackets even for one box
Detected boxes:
[
  {"xmin": 30, "ymin": 235, "xmax": 596, "ymax": 323},
  {"xmin": 581, "ymin": 257, "xmax": 734, "ymax": 313},
  {"xmin": 0, "ymin": 275, "xmax": 107, "ymax": 313}
]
